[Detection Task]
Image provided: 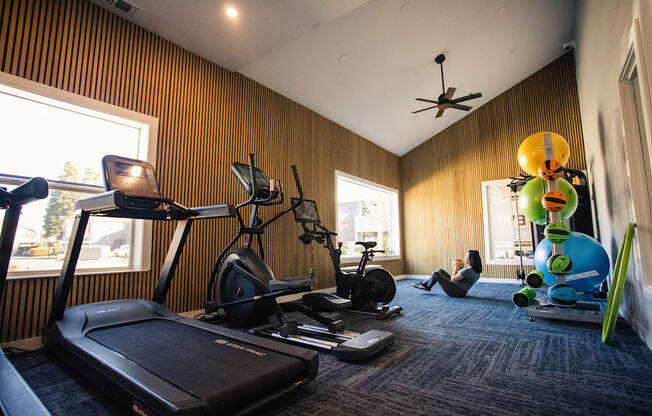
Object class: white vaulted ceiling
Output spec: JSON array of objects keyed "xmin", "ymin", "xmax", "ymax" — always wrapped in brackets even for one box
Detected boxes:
[{"xmin": 93, "ymin": 0, "xmax": 576, "ymax": 155}]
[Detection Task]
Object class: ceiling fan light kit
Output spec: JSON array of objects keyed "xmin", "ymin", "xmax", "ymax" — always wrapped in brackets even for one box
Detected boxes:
[{"xmin": 412, "ymin": 53, "xmax": 483, "ymax": 118}]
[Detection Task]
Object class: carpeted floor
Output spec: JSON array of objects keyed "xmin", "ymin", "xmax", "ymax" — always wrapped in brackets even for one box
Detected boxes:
[{"xmin": 10, "ymin": 280, "xmax": 652, "ymax": 415}]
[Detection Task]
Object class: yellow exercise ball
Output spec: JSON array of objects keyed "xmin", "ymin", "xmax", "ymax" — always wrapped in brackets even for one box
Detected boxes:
[{"xmin": 517, "ymin": 132, "xmax": 570, "ymax": 176}]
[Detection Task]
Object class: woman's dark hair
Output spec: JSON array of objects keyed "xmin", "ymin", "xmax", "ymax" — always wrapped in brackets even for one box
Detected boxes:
[{"xmin": 468, "ymin": 250, "xmax": 482, "ymax": 273}]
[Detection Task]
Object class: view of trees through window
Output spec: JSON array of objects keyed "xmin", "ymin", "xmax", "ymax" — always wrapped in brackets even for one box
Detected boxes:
[
  {"xmin": 0, "ymin": 84, "xmax": 145, "ymax": 275},
  {"xmin": 336, "ymin": 173, "xmax": 400, "ymax": 258}
]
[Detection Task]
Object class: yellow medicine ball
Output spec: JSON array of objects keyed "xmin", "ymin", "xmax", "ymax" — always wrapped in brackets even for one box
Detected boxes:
[{"xmin": 518, "ymin": 132, "xmax": 570, "ymax": 176}]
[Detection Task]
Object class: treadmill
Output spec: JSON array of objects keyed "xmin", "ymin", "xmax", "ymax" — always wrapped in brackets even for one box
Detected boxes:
[
  {"xmin": 0, "ymin": 177, "xmax": 51, "ymax": 416},
  {"xmin": 44, "ymin": 155, "xmax": 318, "ymax": 416}
]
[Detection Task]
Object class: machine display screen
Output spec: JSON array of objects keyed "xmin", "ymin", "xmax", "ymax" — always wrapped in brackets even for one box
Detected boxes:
[
  {"xmin": 115, "ymin": 162, "xmax": 148, "ymax": 179},
  {"xmin": 231, "ymin": 162, "xmax": 270, "ymax": 196},
  {"xmin": 292, "ymin": 198, "xmax": 320, "ymax": 223},
  {"xmin": 102, "ymin": 155, "xmax": 161, "ymax": 198}
]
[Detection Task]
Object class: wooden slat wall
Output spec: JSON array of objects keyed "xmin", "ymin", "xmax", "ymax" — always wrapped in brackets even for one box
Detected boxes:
[
  {"xmin": 400, "ymin": 53, "xmax": 586, "ymax": 278},
  {"xmin": 0, "ymin": 0, "xmax": 402, "ymax": 342}
]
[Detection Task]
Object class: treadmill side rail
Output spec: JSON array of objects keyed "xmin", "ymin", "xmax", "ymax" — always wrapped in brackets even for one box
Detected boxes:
[
  {"xmin": 191, "ymin": 204, "xmax": 236, "ymax": 219},
  {"xmin": 0, "ymin": 349, "xmax": 52, "ymax": 416}
]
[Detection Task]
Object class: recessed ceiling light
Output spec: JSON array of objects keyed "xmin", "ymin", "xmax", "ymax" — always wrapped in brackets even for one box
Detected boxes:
[{"xmin": 226, "ymin": 7, "xmax": 237, "ymax": 18}]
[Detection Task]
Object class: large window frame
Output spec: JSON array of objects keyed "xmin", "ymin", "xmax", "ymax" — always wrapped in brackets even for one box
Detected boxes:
[
  {"xmin": 0, "ymin": 71, "xmax": 158, "ymax": 278},
  {"xmin": 335, "ymin": 170, "xmax": 401, "ymax": 263},
  {"xmin": 617, "ymin": 18, "xmax": 652, "ymax": 291}
]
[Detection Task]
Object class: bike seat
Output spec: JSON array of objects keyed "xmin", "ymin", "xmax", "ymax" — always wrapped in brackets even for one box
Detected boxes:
[
  {"xmin": 355, "ymin": 241, "xmax": 377, "ymax": 250},
  {"xmin": 269, "ymin": 277, "xmax": 312, "ymax": 293},
  {"xmin": 302, "ymin": 292, "xmax": 352, "ymax": 310}
]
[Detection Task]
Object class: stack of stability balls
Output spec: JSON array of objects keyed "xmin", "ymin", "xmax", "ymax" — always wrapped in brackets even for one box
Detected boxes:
[{"xmin": 512, "ymin": 132, "xmax": 610, "ymax": 308}]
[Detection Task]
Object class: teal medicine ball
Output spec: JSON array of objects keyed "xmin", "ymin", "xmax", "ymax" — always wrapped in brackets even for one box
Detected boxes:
[
  {"xmin": 547, "ymin": 254, "xmax": 572, "ymax": 274},
  {"xmin": 526, "ymin": 269, "xmax": 545, "ymax": 288},
  {"xmin": 543, "ymin": 223, "xmax": 570, "ymax": 244},
  {"xmin": 548, "ymin": 283, "xmax": 577, "ymax": 306}
]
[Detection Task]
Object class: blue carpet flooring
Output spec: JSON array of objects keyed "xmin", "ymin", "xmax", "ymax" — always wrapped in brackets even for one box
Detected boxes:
[{"xmin": 10, "ymin": 280, "xmax": 652, "ymax": 415}]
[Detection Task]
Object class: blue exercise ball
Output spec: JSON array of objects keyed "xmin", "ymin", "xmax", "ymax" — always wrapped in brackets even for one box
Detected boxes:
[{"xmin": 533, "ymin": 231, "xmax": 610, "ymax": 293}]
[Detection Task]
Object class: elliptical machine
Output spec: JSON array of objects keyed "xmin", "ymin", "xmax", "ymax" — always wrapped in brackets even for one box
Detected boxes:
[
  {"xmin": 203, "ymin": 154, "xmax": 394, "ymax": 361},
  {"xmin": 293, "ymin": 198, "xmax": 403, "ymax": 320}
]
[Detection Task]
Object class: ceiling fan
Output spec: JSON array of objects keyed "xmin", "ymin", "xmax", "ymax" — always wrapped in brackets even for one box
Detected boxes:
[{"xmin": 412, "ymin": 54, "xmax": 482, "ymax": 118}]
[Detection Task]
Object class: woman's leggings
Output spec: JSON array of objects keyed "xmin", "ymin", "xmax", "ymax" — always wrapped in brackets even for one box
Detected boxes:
[{"xmin": 421, "ymin": 269, "xmax": 467, "ymax": 298}]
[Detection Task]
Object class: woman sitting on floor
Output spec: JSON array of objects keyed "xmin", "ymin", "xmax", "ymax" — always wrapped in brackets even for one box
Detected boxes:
[{"xmin": 413, "ymin": 250, "xmax": 482, "ymax": 297}]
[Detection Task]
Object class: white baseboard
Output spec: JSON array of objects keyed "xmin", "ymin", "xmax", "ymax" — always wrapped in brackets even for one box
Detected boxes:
[{"xmin": 399, "ymin": 274, "xmax": 518, "ymax": 284}]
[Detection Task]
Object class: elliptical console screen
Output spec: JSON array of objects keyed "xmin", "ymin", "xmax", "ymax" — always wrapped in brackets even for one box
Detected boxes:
[
  {"xmin": 102, "ymin": 155, "xmax": 161, "ymax": 198},
  {"xmin": 291, "ymin": 198, "xmax": 320, "ymax": 224},
  {"xmin": 231, "ymin": 162, "xmax": 271, "ymax": 198}
]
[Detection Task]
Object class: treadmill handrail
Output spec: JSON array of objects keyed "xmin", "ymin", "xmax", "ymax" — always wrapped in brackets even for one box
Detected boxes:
[
  {"xmin": 74, "ymin": 190, "xmax": 235, "ymax": 220},
  {"xmin": 47, "ymin": 190, "xmax": 234, "ymax": 325},
  {"xmin": 0, "ymin": 177, "xmax": 49, "ymax": 207},
  {"xmin": 0, "ymin": 178, "xmax": 51, "ymax": 416}
]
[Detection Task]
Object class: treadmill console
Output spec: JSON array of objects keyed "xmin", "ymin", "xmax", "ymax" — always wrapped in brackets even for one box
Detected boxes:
[
  {"xmin": 102, "ymin": 155, "xmax": 161, "ymax": 199},
  {"xmin": 231, "ymin": 162, "xmax": 276, "ymax": 200},
  {"xmin": 291, "ymin": 198, "xmax": 320, "ymax": 224}
]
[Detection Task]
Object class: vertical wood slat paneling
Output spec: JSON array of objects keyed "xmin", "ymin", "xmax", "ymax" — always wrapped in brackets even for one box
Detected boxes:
[
  {"xmin": 0, "ymin": 0, "xmax": 402, "ymax": 342},
  {"xmin": 400, "ymin": 53, "xmax": 586, "ymax": 278}
]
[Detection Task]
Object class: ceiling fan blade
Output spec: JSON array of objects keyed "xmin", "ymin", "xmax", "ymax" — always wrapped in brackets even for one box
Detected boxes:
[
  {"xmin": 451, "ymin": 104, "xmax": 472, "ymax": 111},
  {"xmin": 416, "ymin": 98, "xmax": 440, "ymax": 104},
  {"xmin": 444, "ymin": 87, "xmax": 456, "ymax": 99},
  {"xmin": 451, "ymin": 92, "xmax": 482, "ymax": 104},
  {"xmin": 412, "ymin": 105, "xmax": 439, "ymax": 114},
  {"xmin": 435, "ymin": 108, "xmax": 445, "ymax": 118}
]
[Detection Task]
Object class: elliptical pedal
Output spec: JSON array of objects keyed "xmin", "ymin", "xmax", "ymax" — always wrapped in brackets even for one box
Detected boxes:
[
  {"xmin": 333, "ymin": 329, "xmax": 394, "ymax": 361},
  {"xmin": 376, "ymin": 305, "xmax": 403, "ymax": 320}
]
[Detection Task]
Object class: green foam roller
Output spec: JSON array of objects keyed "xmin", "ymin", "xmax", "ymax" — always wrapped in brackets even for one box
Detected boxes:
[
  {"xmin": 526, "ymin": 270, "xmax": 545, "ymax": 288},
  {"xmin": 513, "ymin": 286, "xmax": 537, "ymax": 308}
]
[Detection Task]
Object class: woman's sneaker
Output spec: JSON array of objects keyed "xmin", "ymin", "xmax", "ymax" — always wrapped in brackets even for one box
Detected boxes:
[{"xmin": 412, "ymin": 283, "xmax": 431, "ymax": 291}]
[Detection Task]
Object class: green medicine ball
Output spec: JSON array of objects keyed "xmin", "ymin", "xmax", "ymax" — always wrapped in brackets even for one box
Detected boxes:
[
  {"xmin": 518, "ymin": 177, "xmax": 578, "ymax": 225},
  {"xmin": 547, "ymin": 254, "xmax": 572, "ymax": 274},
  {"xmin": 526, "ymin": 269, "xmax": 545, "ymax": 288},
  {"xmin": 544, "ymin": 223, "xmax": 570, "ymax": 244}
]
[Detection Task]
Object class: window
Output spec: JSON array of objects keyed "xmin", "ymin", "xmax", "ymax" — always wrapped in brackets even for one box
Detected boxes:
[
  {"xmin": 335, "ymin": 171, "xmax": 400, "ymax": 261},
  {"xmin": 481, "ymin": 179, "xmax": 534, "ymax": 265},
  {"xmin": 0, "ymin": 72, "xmax": 157, "ymax": 277}
]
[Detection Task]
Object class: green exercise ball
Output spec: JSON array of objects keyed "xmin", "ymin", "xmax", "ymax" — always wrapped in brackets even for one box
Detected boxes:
[{"xmin": 518, "ymin": 177, "xmax": 578, "ymax": 225}]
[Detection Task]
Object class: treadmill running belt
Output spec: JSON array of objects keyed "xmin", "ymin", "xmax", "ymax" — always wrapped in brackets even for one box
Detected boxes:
[{"xmin": 87, "ymin": 320, "xmax": 305, "ymax": 413}]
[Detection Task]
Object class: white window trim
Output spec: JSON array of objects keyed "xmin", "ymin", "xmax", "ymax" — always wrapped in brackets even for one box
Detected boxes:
[
  {"xmin": 480, "ymin": 178, "xmax": 535, "ymax": 266},
  {"xmin": 616, "ymin": 18, "xmax": 652, "ymax": 295},
  {"xmin": 334, "ymin": 170, "xmax": 401, "ymax": 263},
  {"xmin": 0, "ymin": 71, "xmax": 158, "ymax": 278}
]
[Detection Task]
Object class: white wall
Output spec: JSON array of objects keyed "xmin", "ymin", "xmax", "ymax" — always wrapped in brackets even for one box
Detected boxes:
[{"xmin": 574, "ymin": 0, "xmax": 652, "ymax": 348}]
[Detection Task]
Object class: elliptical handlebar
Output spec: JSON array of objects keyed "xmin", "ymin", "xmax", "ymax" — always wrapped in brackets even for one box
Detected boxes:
[
  {"xmin": 260, "ymin": 164, "xmax": 303, "ymax": 229},
  {"xmin": 291, "ymin": 165, "xmax": 303, "ymax": 202}
]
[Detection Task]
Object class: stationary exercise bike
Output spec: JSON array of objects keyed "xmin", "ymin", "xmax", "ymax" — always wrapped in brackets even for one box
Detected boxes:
[
  {"xmin": 203, "ymin": 154, "xmax": 394, "ymax": 361},
  {"xmin": 293, "ymin": 198, "xmax": 403, "ymax": 320}
]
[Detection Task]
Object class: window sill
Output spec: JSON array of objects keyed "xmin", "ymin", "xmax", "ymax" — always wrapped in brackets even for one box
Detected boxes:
[
  {"xmin": 485, "ymin": 258, "xmax": 534, "ymax": 266},
  {"xmin": 340, "ymin": 255, "xmax": 401, "ymax": 265},
  {"xmin": 7, "ymin": 267, "xmax": 150, "ymax": 280}
]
